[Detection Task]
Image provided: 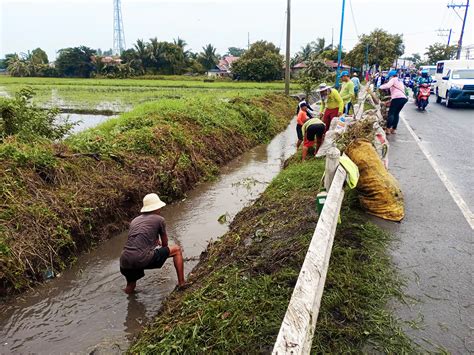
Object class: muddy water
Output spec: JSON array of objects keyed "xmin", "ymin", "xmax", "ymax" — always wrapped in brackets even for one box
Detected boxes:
[
  {"xmin": 61, "ymin": 113, "xmax": 117, "ymax": 133},
  {"xmin": 0, "ymin": 120, "xmax": 297, "ymax": 354}
]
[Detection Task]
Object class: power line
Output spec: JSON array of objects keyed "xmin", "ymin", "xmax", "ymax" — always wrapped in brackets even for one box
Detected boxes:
[{"xmin": 348, "ymin": 0, "xmax": 360, "ymax": 39}]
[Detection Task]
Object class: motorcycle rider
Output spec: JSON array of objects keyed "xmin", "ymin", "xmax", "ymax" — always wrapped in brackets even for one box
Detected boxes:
[{"xmin": 413, "ymin": 69, "xmax": 432, "ymax": 103}]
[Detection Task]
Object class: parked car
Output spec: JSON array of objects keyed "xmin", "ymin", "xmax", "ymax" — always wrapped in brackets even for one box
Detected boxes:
[{"xmin": 434, "ymin": 60, "xmax": 474, "ymax": 107}]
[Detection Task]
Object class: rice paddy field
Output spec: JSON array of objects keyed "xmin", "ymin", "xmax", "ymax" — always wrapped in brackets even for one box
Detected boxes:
[{"xmin": 0, "ymin": 76, "xmax": 298, "ymax": 113}]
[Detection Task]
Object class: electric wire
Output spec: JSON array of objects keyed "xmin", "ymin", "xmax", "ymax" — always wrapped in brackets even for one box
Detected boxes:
[
  {"xmin": 348, "ymin": 0, "xmax": 360, "ymax": 39},
  {"xmin": 278, "ymin": 6, "xmax": 287, "ymax": 52}
]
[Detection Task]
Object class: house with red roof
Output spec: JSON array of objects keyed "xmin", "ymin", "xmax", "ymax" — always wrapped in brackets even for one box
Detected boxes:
[{"xmin": 207, "ymin": 56, "xmax": 240, "ymax": 77}]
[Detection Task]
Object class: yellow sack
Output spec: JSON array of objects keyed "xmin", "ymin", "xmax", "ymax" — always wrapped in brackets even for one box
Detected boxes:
[{"xmin": 346, "ymin": 139, "xmax": 404, "ymax": 221}]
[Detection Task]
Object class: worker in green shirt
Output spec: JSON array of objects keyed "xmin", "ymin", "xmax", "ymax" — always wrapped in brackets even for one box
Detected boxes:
[
  {"xmin": 317, "ymin": 83, "xmax": 344, "ymax": 133},
  {"xmin": 301, "ymin": 117, "xmax": 325, "ymax": 161},
  {"xmin": 339, "ymin": 71, "xmax": 355, "ymax": 114}
]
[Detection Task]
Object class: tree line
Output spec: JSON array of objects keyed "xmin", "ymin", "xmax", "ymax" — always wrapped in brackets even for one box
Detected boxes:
[
  {"xmin": 293, "ymin": 29, "xmax": 457, "ymax": 73},
  {"xmin": 0, "ymin": 38, "xmax": 249, "ymax": 79},
  {"xmin": 1, "ymin": 29, "xmax": 456, "ymax": 81}
]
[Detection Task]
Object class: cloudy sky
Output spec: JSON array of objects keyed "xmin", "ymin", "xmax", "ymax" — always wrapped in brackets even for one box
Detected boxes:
[{"xmin": 1, "ymin": 0, "xmax": 473, "ymax": 60}]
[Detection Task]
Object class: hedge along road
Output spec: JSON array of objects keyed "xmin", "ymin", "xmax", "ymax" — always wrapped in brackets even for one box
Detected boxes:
[{"xmin": 0, "ymin": 118, "xmax": 298, "ymax": 353}]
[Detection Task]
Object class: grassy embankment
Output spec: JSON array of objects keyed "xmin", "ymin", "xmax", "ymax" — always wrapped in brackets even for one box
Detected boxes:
[
  {"xmin": 0, "ymin": 91, "xmax": 295, "ymax": 296},
  {"xmin": 130, "ymin": 157, "xmax": 414, "ymax": 353},
  {"xmin": 0, "ymin": 77, "xmax": 298, "ymax": 113}
]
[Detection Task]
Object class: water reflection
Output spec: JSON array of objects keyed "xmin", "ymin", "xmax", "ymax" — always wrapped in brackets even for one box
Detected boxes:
[{"xmin": 124, "ymin": 294, "xmax": 147, "ymax": 336}]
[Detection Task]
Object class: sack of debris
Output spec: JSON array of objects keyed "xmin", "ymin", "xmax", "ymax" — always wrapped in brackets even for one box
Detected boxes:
[{"xmin": 346, "ymin": 138, "xmax": 404, "ymax": 221}]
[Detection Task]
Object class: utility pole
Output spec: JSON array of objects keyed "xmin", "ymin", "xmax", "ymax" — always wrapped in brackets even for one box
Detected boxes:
[
  {"xmin": 285, "ymin": 0, "xmax": 291, "ymax": 95},
  {"xmin": 437, "ymin": 28, "xmax": 453, "ymax": 46},
  {"xmin": 335, "ymin": 0, "xmax": 346, "ymax": 89},
  {"xmin": 447, "ymin": 0, "xmax": 470, "ymax": 59}
]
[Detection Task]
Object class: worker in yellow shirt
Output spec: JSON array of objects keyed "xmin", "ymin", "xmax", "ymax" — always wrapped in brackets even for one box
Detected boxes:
[
  {"xmin": 317, "ymin": 83, "xmax": 343, "ymax": 132},
  {"xmin": 301, "ymin": 117, "xmax": 326, "ymax": 161},
  {"xmin": 339, "ymin": 71, "xmax": 355, "ymax": 114}
]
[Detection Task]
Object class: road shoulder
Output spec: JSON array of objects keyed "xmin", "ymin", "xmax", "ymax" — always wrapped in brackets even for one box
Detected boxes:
[{"xmin": 372, "ymin": 118, "xmax": 473, "ymax": 353}]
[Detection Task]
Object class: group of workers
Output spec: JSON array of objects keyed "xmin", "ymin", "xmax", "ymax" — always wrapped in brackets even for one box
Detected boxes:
[
  {"xmin": 119, "ymin": 69, "xmax": 413, "ymax": 295},
  {"xmin": 296, "ymin": 71, "xmax": 361, "ymax": 160}
]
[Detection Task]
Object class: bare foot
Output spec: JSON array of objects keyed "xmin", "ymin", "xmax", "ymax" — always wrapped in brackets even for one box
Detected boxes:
[
  {"xmin": 176, "ymin": 282, "xmax": 191, "ymax": 291},
  {"xmin": 385, "ymin": 129, "xmax": 391, "ymax": 135},
  {"xmin": 124, "ymin": 282, "xmax": 136, "ymax": 294},
  {"xmin": 390, "ymin": 128, "xmax": 396, "ymax": 134}
]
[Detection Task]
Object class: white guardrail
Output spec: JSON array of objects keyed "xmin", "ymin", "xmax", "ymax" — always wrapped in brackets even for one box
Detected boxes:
[
  {"xmin": 272, "ymin": 166, "xmax": 346, "ymax": 354},
  {"xmin": 273, "ymin": 92, "xmax": 370, "ymax": 354}
]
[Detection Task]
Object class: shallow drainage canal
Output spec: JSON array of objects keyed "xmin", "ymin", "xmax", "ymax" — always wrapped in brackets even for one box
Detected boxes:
[{"xmin": 0, "ymin": 119, "xmax": 297, "ymax": 354}]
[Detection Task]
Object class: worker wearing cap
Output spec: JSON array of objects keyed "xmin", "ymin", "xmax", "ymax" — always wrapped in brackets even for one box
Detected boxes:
[
  {"xmin": 317, "ymin": 83, "xmax": 344, "ymax": 132},
  {"xmin": 296, "ymin": 101, "xmax": 310, "ymax": 149},
  {"xmin": 120, "ymin": 193, "xmax": 185, "ymax": 294},
  {"xmin": 351, "ymin": 72, "xmax": 360, "ymax": 98},
  {"xmin": 379, "ymin": 70, "xmax": 408, "ymax": 134},
  {"xmin": 339, "ymin": 70, "xmax": 355, "ymax": 114}
]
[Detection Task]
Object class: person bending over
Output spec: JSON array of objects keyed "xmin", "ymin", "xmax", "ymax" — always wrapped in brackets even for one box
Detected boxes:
[
  {"xmin": 301, "ymin": 117, "xmax": 326, "ymax": 161},
  {"xmin": 317, "ymin": 83, "xmax": 343, "ymax": 132},
  {"xmin": 120, "ymin": 193, "xmax": 185, "ymax": 294}
]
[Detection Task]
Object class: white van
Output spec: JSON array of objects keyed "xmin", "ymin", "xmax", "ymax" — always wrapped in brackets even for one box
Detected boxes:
[
  {"xmin": 434, "ymin": 59, "xmax": 474, "ymax": 107},
  {"xmin": 420, "ymin": 65, "xmax": 437, "ymax": 92}
]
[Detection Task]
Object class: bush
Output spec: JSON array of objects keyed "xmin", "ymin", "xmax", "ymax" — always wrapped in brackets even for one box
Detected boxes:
[{"xmin": 0, "ymin": 87, "xmax": 75, "ymax": 141}]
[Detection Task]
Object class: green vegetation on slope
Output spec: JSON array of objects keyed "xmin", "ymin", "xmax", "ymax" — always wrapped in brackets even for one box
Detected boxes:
[
  {"xmin": 130, "ymin": 158, "xmax": 414, "ymax": 353},
  {"xmin": 0, "ymin": 92, "xmax": 294, "ymax": 295}
]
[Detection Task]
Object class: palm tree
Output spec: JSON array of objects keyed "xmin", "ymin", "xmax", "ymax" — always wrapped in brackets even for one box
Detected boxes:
[
  {"xmin": 314, "ymin": 38, "xmax": 331, "ymax": 54},
  {"xmin": 133, "ymin": 39, "xmax": 148, "ymax": 73},
  {"xmin": 173, "ymin": 37, "xmax": 187, "ymax": 50},
  {"xmin": 297, "ymin": 43, "xmax": 315, "ymax": 63},
  {"xmin": 198, "ymin": 44, "xmax": 218, "ymax": 70},
  {"xmin": 174, "ymin": 37, "xmax": 191, "ymax": 60}
]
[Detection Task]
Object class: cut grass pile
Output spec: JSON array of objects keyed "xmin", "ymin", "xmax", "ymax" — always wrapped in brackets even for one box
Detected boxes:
[
  {"xmin": 0, "ymin": 77, "xmax": 298, "ymax": 111},
  {"xmin": 0, "ymin": 92, "xmax": 295, "ymax": 296},
  {"xmin": 130, "ymin": 157, "xmax": 414, "ymax": 353}
]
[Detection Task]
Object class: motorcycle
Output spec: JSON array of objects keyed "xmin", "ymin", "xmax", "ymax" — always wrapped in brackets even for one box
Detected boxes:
[{"xmin": 416, "ymin": 83, "xmax": 430, "ymax": 111}]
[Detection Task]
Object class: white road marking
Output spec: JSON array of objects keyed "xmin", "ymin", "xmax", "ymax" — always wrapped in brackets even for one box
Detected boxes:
[{"xmin": 401, "ymin": 114, "xmax": 474, "ymax": 230}]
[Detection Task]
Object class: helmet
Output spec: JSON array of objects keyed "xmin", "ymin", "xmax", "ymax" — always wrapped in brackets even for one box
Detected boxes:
[
  {"xmin": 387, "ymin": 69, "xmax": 398, "ymax": 78},
  {"xmin": 339, "ymin": 70, "xmax": 349, "ymax": 77}
]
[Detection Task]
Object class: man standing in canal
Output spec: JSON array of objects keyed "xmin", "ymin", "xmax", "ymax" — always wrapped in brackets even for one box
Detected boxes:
[{"xmin": 120, "ymin": 193, "xmax": 185, "ymax": 294}]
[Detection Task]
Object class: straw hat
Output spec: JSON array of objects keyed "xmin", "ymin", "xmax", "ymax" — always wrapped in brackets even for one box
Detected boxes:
[
  {"xmin": 141, "ymin": 193, "xmax": 166, "ymax": 213},
  {"xmin": 317, "ymin": 83, "xmax": 332, "ymax": 92}
]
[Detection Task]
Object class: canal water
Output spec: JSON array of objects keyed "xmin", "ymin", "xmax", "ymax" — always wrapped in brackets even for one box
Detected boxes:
[{"xmin": 0, "ymin": 119, "xmax": 297, "ymax": 354}]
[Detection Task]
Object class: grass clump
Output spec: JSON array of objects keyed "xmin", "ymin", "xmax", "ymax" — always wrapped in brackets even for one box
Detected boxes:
[
  {"xmin": 0, "ymin": 92, "xmax": 295, "ymax": 296},
  {"xmin": 129, "ymin": 158, "xmax": 414, "ymax": 353}
]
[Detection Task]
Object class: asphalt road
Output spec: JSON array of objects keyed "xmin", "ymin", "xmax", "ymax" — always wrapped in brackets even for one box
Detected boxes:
[
  {"xmin": 373, "ymin": 98, "xmax": 473, "ymax": 353},
  {"xmin": 402, "ymin": 100, "xmax": 474, "ymax": 214}
]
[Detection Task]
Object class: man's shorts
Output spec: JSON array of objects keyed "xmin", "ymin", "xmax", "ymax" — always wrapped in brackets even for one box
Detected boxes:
[
  {"xmin": 120, "ymin": 246, "xmax": 170, "ymax": 284},
  {"xmin": 296, "ymin": 124, "xmax": 303, "ymax": 140}
]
